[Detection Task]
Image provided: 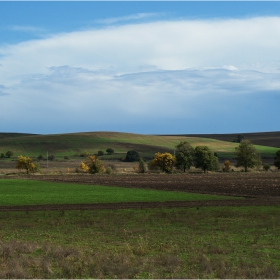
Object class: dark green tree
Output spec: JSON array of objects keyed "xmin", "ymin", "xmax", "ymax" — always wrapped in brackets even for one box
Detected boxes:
[
  {"xmin": 5, "ymin": 151, "xmax": 13, "ymax": 158},
  {"xmin": 175, "ymin": 141, "xmax": 194, "ymax": 172},
  {"xmin": 97, "ymin": 150, "xmax": 104, "ymax": 156},
  {"xmin": 37, "ymin": 155, "xmax": 44, "ymax": 161},
  {"xmin": 125, "ymin": 150, "xmax": 140, "ymax": 162},
  {"xmin": 106, "ymin": 148, "xmax": 114, "ymax": 155},
  {"xmin": 233, "ymin": 134, "xmax": 244, "ymax": 143},
  {"xmin": 274, "ymin": 149, "xmax": 280, "ymax": 170},
  {"xmin": 194, "ymin": 146, "xmax": 220, "ymax": 173},
  {"xmin": 48, "ymin": 154, "xmax": 55, "ymax": 161},
  {"xmin": 235, "ymin": 140, "xmax": 262, "ymax": 172}
]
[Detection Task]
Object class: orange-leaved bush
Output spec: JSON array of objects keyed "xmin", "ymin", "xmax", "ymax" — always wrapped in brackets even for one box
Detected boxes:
[
  {"xmin": 78, "ymin": 155, "xmax": 105, "ymax": 174},
  {"xmin": 16, "ymin": 155, "xmax": 36, "ymax": 174}
]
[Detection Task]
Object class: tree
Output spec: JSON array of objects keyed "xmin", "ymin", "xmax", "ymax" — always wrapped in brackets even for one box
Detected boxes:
[
  {"xmin": 194, "ymin": 146, "xmax": 220, "ymax": 173},
  {"xmin": 5, "ymin": 151, "xmax": 13, "ymax": 158},
  {"xmin": 97, "ymin": 150, "xmax": 104, "ymax": 156},
  {"xmin": 233, "ymin": 134, "xmax": 244, "ymax": 143},
  {"xmin": 274, "ymin": 149, "xmax": 280, "ymax": 170},
  {"xmin": 175, "ymin": 141, "xmax": 194, "ymax": 172},
  {"xmin": 125, "ymin": 150, "xmax": 140, "ymax": 162},
  {"xmin": 16, "ymin": 155, "xmax": 35, "ymax": 174},
  {"xmin": 235, "ymin": 140, "xmax": 262, "ymax": 172},
  {"xmin": 106, "ymin": 148, "xmax": 114, "ymax": 155},
  {"xmin": 151, "ymin": 152, "xmax": 175, "ymax": 173}
]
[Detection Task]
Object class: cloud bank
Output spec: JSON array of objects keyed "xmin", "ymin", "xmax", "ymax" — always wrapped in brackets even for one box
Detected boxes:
[{"xmin": 0, "ymin": 16, "xmax": 280, "ymax": 134}]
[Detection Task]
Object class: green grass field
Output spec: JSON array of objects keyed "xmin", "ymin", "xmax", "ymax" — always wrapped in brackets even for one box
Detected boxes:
[
  {"xmin": 0, "ymin": 131, "xmax": 278, "ymax": 160},
  {"xmin": 0, "ymin": 206, "xmax": 279, "ymax": 278},
  {"xmin": 0, "ymin": 179, "xmax": 238, "ymax": 206}
]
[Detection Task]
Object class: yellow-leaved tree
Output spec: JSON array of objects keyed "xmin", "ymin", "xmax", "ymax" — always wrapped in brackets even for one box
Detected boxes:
[
  {"xmin": 151, "ymin": 152, "xmax": 175, "ymax": 173},
  {"xmin": 16, "ymin": 155, "xmax": 36, "ymax": 174},
  {"xmin": 78, "ymin": 155, "xmax": 105, "ymax": 174}
]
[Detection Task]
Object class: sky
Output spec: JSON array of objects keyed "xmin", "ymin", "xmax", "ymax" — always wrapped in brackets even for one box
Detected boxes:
[{"xmin": 1, "ymin": 1, "xmax": 280, "ymax": 135}]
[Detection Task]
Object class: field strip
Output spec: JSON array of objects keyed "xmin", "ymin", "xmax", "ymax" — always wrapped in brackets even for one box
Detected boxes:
[{"xmin": 0, "ymin": 198, "xmax": 279, "ymax": 211}]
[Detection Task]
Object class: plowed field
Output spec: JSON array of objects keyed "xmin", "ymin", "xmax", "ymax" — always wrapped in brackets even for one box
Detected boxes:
[{"xmin": 2, "ymin": 172, "xmax": 279, "ymax": 211}]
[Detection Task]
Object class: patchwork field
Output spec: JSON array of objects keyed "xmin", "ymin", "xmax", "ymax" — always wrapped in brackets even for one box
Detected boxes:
[
  {"xmin": 0, "ymin": 131, "xmax": 280, "ymax": 278},
  {"xmin": 0, "ymin": 173, "xmax": 279, "ymax": 278},
  {"xmin": 0, "ymin": 131, "xmax": 279, "ymax": 160},
  {"xmin": 1, "ymin": 172, "xmax": 279, "ymax": 211}
]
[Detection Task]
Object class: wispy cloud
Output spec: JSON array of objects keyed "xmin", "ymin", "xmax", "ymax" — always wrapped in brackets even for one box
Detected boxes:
[
  {"xmin": 0, "ymin": 85, "xmax": 9, "ymax": 96},
  {"xmin": 95, "ymin": 12, "xmax": 164, "ymax": 25},
  {"xmin": 6, "ymin": 25, "xmax": 46, "ymax": 33}
]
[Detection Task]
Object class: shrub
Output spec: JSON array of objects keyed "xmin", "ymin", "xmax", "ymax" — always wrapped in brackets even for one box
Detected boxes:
[
  {"xmin": 138, "ymin": 158, "xmax": 146, "ymax": 173},
  {"xmin": 0, "ymin": 153, "xmax": 4, "ymax": 158},
  {"xmin": 16, "ymin": 155, "xmax": 36, "ymax": 174},
  {"xmin": 32, "ymin": 162, "xmax": 41, "ymax": 173},
  {"xmin": 97, "ymin": 151, "xmax": 104, "ymax": 156},
  {"xmin": 77, "ymin": 156, "xmax": 105, "ymax": 174},
  {"xmin": 80, "ymin": 150, "xmax": 89, "ymax": 157},
  {"xmin": 263, "ymin": 164, "xmax": 271, "ymax": 172},
  {"xmin": 64, "ymin": 156, "xmax": 70, "ymax": 160},
  {"xmin": 105, "ymin": 167, "xmax": 113, "ymax": 174},
  {"xmin": 106, "ymin": 164, "xmax": 116, "ymax": 171},
  {"xmin": 223, "ymin": 160, "xmax": 231, "ymax": 172},
  {"xmin": 89, "ymin": 158, "xmax": 105, "ymax": 174}
]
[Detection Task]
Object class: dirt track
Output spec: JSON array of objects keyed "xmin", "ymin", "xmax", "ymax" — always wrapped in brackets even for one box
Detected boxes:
[{"xmin": 1, "ymin": 172, "xmax": 279, "ymax": 211}]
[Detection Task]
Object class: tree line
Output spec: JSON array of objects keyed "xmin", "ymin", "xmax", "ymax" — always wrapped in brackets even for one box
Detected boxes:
[
  {"xmin": 10, "ymin": 140, "xmax": 280, "ymax": 174},
  {"xmin": 151, "ymin": 140, "xmax": 280, "ymax": 173}
]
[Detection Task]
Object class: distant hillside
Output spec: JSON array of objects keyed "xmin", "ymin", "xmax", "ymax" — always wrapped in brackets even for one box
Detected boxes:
[
  {"xmin": 0, "ymin": 133, "xmax": 36, "ymax": 140},
  {"xmin": 170, "ymin": 131, "xmax": 280, "ymax": 148},
  {"xmin": 0, "ymin": 131, "xmax": 278, "ymax": 160}
]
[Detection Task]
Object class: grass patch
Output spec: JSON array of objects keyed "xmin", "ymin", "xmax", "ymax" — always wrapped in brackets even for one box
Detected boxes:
[
  {"xmin": 0, "ymin": 179, "xmax": 238, "ymax": 206},
  {"xmin": 0, "ymin": 206, "xmax": 279, "ymax": 278}
]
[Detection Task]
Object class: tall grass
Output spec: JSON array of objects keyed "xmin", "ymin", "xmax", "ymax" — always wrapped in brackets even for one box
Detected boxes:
[{"xmin": 0, "ymin": 206, "xmax": 279, "ymax": 278}]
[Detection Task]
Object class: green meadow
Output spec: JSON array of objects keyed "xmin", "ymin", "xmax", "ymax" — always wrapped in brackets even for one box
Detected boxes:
[{"xmin": 0, "ymin": 179, "xmax": 238, "ymax": 206}]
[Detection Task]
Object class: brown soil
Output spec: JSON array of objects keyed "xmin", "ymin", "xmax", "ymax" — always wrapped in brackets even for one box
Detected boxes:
[{"xmin": 2, "ymin": 172, "xmax": 280, "ymax": 211}]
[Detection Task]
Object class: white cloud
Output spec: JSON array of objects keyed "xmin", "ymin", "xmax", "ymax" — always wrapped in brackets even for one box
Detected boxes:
[{"xmin": 0, "ymin": 16, "xmax": 280, "ymax": 133}]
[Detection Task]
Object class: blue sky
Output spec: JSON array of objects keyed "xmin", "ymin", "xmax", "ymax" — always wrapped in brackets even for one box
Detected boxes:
[{"xmin": 1, "ymin": 1, "xmax": 280, "ymax": 135}]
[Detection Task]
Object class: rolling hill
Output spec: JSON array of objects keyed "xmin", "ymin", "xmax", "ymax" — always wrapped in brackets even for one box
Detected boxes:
[{"xmin": 0, "ymin": 131, "xmax": 279, "ymax": 160}]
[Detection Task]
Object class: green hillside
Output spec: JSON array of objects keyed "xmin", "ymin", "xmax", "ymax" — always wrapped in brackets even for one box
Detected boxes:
[{"xmin": 0, "ymin": 131, "xmax": 278, "ymax": 160}]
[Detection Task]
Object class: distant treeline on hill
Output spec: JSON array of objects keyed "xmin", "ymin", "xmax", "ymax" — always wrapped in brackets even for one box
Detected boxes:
[{"xmin": 160, "ymin": 131, "xmax": 280, "ymax": 148}]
